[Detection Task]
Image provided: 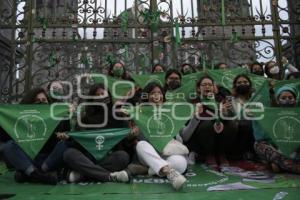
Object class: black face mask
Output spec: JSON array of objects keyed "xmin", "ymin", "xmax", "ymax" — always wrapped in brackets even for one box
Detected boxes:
[
  {"xmin": 34, "ymin": 101, "xmax": 48, "ymax": 104},
  {"xmin": 278, "ymin": 99, "xmax": 296, "ymax": 107},
  {"xmin": 168, "ymin": 80, "xmax": 181, "ymax": 90},
  {"xmin": 236, "ymin": 85, "xmax": 251, "ymax": 95},
  {"xmin": 252, "ymin": 71, "xmax": 264, "ymax": 76}
]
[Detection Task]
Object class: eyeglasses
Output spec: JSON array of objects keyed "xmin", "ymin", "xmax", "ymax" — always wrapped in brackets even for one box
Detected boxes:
[{"xmin": 200, "ymin": 83, "xmax": 213, "ymax": 87}]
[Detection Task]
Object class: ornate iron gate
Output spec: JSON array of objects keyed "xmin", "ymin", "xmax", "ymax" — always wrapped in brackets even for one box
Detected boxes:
[{"xmin": 0, "ymin": 0, "xmax": 299, "ymax": 103}]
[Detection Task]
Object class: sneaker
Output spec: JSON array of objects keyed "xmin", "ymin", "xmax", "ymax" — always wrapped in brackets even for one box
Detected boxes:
[
  {"xmin": 110, "ymin": 170, "xmax": 129, "ymax": 183},
  {"xmin": 166, "ymin": 168, "xmax": 186, "ymax": 190},
  {"xmin": 148, "ymin": 167, "xmax": 156, "ymax": 176},
  {"xmin": 67, "ymin": 171, "xmax": 82, "ymax": 183}
]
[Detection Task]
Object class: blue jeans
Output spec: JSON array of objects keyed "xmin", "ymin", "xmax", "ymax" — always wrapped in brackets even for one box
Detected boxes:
[{"xmin": 1, "ymin": 140, "xmax": 68, "ymax": 175}]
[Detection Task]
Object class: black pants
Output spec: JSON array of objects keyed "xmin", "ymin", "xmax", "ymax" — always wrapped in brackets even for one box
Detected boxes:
[
  {"xmin": 63, "ymin": 148, "xmax": 130, "ymax": 182},
  {"xmin": 237, "ymin": 120, "xmax": 255, "ymax": 156},
  {"xmin": 185, "ymin": 120, "xmax": 238, "ymax": 157}
]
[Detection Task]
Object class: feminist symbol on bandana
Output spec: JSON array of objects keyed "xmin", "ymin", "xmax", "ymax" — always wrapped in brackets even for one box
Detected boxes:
[
  {"xmin": 14, "ymin": 115, "xmax": 47, "ymax": 140},
  {"xmin": 273, "ymin": 116, "xmax": 300, "ymax": 142},
  {"xmin": 147, "ymin": 107, "xmax": 174, "ymax": 137},
  {"xmin": 95, "ymin": 135, "xmax": 105, "ymax": 150}
]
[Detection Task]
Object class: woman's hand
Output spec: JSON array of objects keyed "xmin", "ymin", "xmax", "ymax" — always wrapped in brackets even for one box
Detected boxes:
[
  {"xmin": 195, "ymin": 103, "xmax": 204, "ymax": 117},
  {"xmin": 56, "ymin": 132, "xmax": 69, "ymax": 140},
  {"xmin": 128, "ymin": 121, "xmax": 139, "ymax": 137},
  {"xmin": 130, "ymin": 125, "xmax": 140, "ymax": 137},
  {"xmin": 221, "ymin": 100, "xmax": 233, "ymax": 115},
  {"xmin": 69, "ymin": 102, "xmax": 77, "ymax": 113},
  {"xmin": 269, "ymin": 80, "xmax": 276, "ymax": 90}
]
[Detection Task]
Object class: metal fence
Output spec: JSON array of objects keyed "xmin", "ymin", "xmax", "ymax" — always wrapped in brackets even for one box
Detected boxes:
[{"xmin": 0, "ymin": 0, "xmax": 299, "ymax": 103}]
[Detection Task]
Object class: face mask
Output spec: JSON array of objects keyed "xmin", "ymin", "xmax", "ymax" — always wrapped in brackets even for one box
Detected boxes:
[
  {"xmin": 183, "ymin": 68, "xmax": 192, "ymax": 75},
  {"xmin": 236, "ymin": 85, "xmax": 251, "ymax": 95},
  {"xmin": 269, "ymin": 66, "xmax": 279, "ymax": 75},
  {"xmin": 51, "ymin": 88, "xmax": 64, "ymax": 97},
  {"xmin": 252, "ymin": 70, "xmax": 264, "ymax": 76},
  {"xmin": 113, "ymin": 68, "xmax": 124, "ymax": 77},
  {"xmin": 35, "ymin": 101, "xmax": 48, "ymax": 104},
  {"xmin": 168, "ymin": 80, "xmax": 181, "ymax": 90},
  {"xmin": 278, "ymin": 99, "xmax": 296, "ymax": 107}
]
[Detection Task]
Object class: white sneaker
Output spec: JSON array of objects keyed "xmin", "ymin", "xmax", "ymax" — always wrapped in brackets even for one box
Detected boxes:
[
  {"xmin": 167, "ymin": 169, "xmax": 186, "ymax": 190},
  {"xmin": 148, "ymin": 167, "xmax": 156, "ymax": 176},
  {"xmin": 68, "ymin": 171, "xmax": 82, "ymax": 183},
  {"xmin": 110, "ymin": 170, "xmax": 129, "ymax": 182}
]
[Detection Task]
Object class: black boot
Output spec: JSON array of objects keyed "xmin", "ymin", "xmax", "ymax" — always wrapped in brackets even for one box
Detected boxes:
[
  {"xmin": 14, "ymin": 170, "xmax": 30, "ymax": 183},
  {"xmin": 30, "ymin": 169, "xmax": 58, "ymax": 185}
]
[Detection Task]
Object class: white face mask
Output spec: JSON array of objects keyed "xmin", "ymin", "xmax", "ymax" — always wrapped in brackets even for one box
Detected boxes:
[{"xmin": 269, "ymin": 66, "xmax": 280, "ymax": 74}]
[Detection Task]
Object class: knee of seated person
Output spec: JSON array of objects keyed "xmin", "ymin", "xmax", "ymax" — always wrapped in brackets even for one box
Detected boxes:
[
  {"xmin": 166, "ymin": 155, "xmax": 187, "ymax": 174},
  {"xmin": 63, "ymin": 148, "xmax": 76, "ymax": 162},
  {"xmin": 136, "ymin": 141, "xmax": 150, "ymax": 152},
  {"xmin": 114, "ymin": 150, "xmax": 130, "ymax": 165},
  {"xmin": 115, "ymin": 151, "xmax": 130, "ymax": 166},
  {"xmin": 2, "ymin": 140, "xmax": 17, "ymax": 151}
]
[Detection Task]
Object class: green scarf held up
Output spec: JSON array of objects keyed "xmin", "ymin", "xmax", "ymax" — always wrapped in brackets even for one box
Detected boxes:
[
  {"xmin": 0, "ymin": 104, "xmax": 69, "ymax": 159},
  {"xmin": 126, "ymin": 103, "xmax": 194, "ymax": 152},
  {"xmin": 69, "ymin": 128, "xmax": 130, "ymax": 161}
]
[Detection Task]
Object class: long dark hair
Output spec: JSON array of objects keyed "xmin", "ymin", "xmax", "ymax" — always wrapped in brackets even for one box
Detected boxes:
[
  {"xmin": 232, "ymin": 74, "xmax": 253, "ymax": 99},
  {"xmin": 78, "ymin": 83, "xmax": 115, "ymax": 129},
  {"xmin": 152, "ymin": 64, "xmax": 165, "ymax": 73},
  {"xmin": 140, "ymin": 82, "xmax": 166, "ymax": 103},
  {"xmin": 250, "ymin": 62, "xmax": 263, "ymax": 73},
  {"xmin": 180, "ymin": 63, "xmax": 196, "ymax": 74},
  {"xmin": 85, "ymin": 83, "xmax": 113, "ymax": 115},
  {"xmin": 46, "ymin": 80, "xmax": 64, "ymax": 103},
  {"xmin": 163, "ymin": 69, "xmax": 182, "ymax": 90},
  {"xmin": 108, "ymin": 61, "xmax": 127, "ymax": 79},
  {"xmin": 20, "ymin": 88, "xmax": 49, "ymax": 104}
]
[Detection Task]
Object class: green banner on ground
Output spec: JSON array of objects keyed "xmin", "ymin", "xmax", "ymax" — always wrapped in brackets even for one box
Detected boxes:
[
  {"xmin": 127, "ymin": 103, "xmax": 194, "ymax": 152},
  {"xmin": 254, "ymin": 107, "xmax": 300, "ymax": 157},
  {"xmin": 69, "ymin": 128, "xmax": 130, "ymax": 161},
  {"xmin": 0, "ymin": 104, "xmax": 69, "ymax": 159}
]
